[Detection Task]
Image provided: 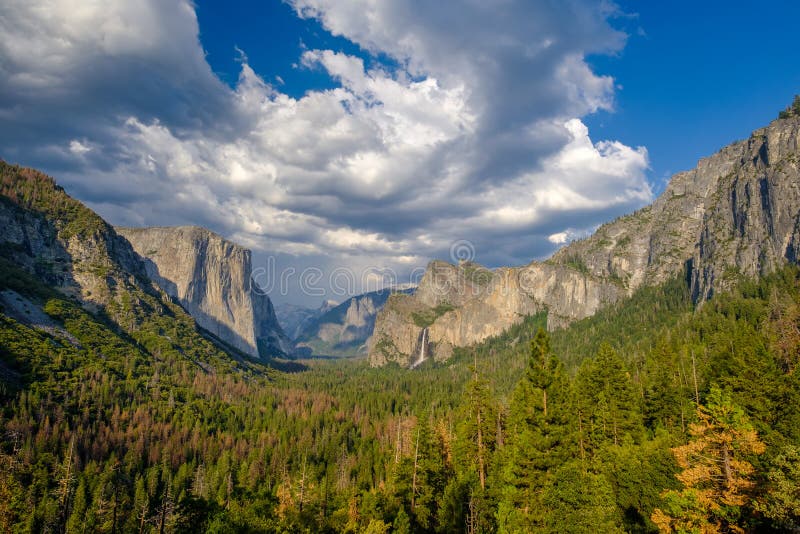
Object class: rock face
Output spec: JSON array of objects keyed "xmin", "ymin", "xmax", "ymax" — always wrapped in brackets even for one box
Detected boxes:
[
  {"xmin": 117, "ymin": 226, "xmax": 292, "ymax": 358},
  {"xmin": 0, "ymin": 163, "xmax": 154, "ymax": 316},
  {"xmin": 0, "ymin": 162, "xmax": 225, "ymax": 360},
  {"xmin": 295, "ymin": 288, "xmax": 413, "ymax": 357},
  {"xmin": 276, "ymin": 300, "xmax": 338, "ymax": 341},
  {"xmin": 370, "ymin": 112, "xmax": 800, "ymax": 367}
]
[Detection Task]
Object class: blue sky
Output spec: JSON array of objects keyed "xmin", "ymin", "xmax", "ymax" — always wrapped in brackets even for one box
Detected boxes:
[
  {"xmin": 584, "ymin": 1, "xmax": 800, "ymax": 190},
  {"xmin": 195, "ymin": 0, "xmax": 800, "ymax": 192},
  {"xmin": 1, "ymin": 1, "xmax": 798, "ymax": 305}
]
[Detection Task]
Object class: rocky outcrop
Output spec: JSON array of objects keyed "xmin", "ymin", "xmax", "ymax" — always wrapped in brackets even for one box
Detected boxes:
[
  {"xmin": 117, "ymin": 226, "xmax": 292, "ymax": 358},
  {"xmin": 370, "ymin": 111, "xmax": 800, "ymax": 367},
  {"xmin": 296, "ymin": 288, "xmax": 412, "ymax": 357},
  {"xmin": 0, "ymin": 162, "xmax": 227, "ymax": 363},
  {"xmin": 0, "ymin": 163, "xmax": 156, "ymax": 317}
]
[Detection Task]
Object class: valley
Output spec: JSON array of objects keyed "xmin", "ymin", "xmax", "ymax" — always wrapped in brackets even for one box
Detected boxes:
[{"xmin": 2, "ymin": 98, "xmax": 800, "ymax": 532}]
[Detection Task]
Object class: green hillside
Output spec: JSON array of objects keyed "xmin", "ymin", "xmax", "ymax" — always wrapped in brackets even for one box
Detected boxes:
[{"xmin": 1, "ymin": 164, "xmax": 800, "ymax": 532}]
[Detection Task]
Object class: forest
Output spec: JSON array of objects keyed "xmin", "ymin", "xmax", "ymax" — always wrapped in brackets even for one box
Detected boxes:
[{"xmin": 2, "ymin": 224, "xmax": 800, "ymax": 533}]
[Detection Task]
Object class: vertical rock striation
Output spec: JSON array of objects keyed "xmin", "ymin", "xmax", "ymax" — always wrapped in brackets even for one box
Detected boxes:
[{"xmin": 117, "ymin": 226, "xmax": 292, "ymax": 358}]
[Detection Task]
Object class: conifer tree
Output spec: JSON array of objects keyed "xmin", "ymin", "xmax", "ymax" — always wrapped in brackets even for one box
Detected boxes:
[
  {"xmin": 497, "ymin": 328, "xmax": 571, "ymax": 532},
  {"xmin": 652, "ymin": 387, "xmax": 766, "ymax": 533},
  {"xmin": 574, "ymin": 343, "xmax": 643, "ymax": 453},
  {"xmin": 643, "ymin": 341, "xmax": 689, "ymax": 432},
  {"xmin": 392, "ymin": 412, "xmax": 450, "ymax": 530},
  {"xmin": 756, "ymin": 445, "xmax": 800, "ymax": 531},
  {"xmin": 66, "ymin": 477, "xmax": 89, "ymax": 534},
  {"xmin": 542, "ymin": 461, "xmax": 625, "ymax": 534},
  {"xmin": 455, "ymin": 363, "xmax": 496, "ymax": 493},
  {"xmin": 56, "ymin": 436, "xmax": 76, "ymax": 531},
  {"xmin": 0, "ymin": 450, "xmax": 22, "ymax": 532},
  {"xmin": 392, "ymin": 506, "xmax": 411, "ymax": 534}
]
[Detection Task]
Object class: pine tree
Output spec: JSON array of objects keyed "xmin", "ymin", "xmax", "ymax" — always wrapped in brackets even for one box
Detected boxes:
[
  {"xmin": 66, "ymin": 477, "xmax": 89, "ymax": 534},
  {"xmin": 455, "ymin": 363, "xmax": 496, "ymax": 493},
  {"xmin": 129, "ymin": 475, "xmax": 150, "ymax": 534},
  {"xmin": 56, "ymin": 436, "xmax": 77, "ymax": 531},
  {"xmin": 392, "ymin": 412, "xmax": 450, "ymax": 530},
  {"xmin": 756, "ymin": 445, "xmax": 800, "ymax": 530},
  {"xmin": 392, "ymin": 507, "xmax": 411, "ymax": 534},
  {"xmin": 542, "ymin": 461, "xmax": 625, "ymax": 534},
  {"xmin": 643, "ymin": 341, "xmax": 690, "ymax": 432},
  {"xmin": 652, "ymin": 387, "xmax": 766, "ymax": 533},
  {"xmin": 364, "ymin": 518, "xmax": 391, "ymax": 534},
  {"xmin": 0, "ymin": 450, "xmax": 22, "ymax": 532},
  {"xmin": 497, "ymin": 328, "xmax": 571, "ymax": 532},
  {"xmin": 574, "ymin": 343, "xmax": 643, "ymax": 453}
]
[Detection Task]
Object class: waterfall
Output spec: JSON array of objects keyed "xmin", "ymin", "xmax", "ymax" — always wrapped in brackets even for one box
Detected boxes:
[{"xmin": 410, "ymin": 327, "xmax": 428, "ymax": 369}]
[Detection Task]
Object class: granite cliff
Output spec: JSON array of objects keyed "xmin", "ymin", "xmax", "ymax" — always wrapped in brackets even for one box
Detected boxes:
[
  {"xmin": 117, "ymin": 226, "xmax": 292, "ymax": 359},
  {"xmin": 0, "ymin": 163, "xmax": 155, "ymax": 317},
  {"xmin": 0, "ymin": 161, "xmax": 292, "ymax": 363},
  {"xmin": 370, "ymin": 109, "xmax": 800, "ymax": 367},
  {"xmin": 0, "ymin": 162, "xmax": 245, "ymax": 368}
]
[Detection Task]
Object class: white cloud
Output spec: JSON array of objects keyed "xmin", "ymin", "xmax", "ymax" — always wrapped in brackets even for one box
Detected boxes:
[
  {"xmin": 548, "ymin": 231, "xmax": 570, "ymax": 245},
  {"xmin": 547, "ymin": 227, "xmax": 593, "ymax": 245},
  {"xmin": 69, "ymin": 140, "xmax": 91, "ymax": 155},
  {"xmin": 0, "ymin": 0, "xmax": 653, "ymax": 303}
]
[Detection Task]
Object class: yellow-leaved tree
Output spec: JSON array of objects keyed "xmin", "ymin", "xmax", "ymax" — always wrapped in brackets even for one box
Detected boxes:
[{"xmin": 652, "ymin": 387, "xmax": 766, "ymax": 533}]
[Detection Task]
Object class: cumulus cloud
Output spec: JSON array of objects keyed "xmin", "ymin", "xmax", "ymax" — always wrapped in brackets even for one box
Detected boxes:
[
  {"xmin": 0, "ymin": 0, "xmax": 652, "ymax": 304},
  {"xmin": 68, "ymin": 140, "xmax": 91, "ymax": 156}
]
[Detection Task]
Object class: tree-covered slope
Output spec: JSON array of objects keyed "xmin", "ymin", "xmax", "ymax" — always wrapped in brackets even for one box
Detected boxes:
[{"xmin": 2, "ymin": 159, "xmax": 800, "ymax": 532}]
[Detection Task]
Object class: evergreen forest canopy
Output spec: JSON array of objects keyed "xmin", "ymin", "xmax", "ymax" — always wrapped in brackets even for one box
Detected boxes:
[{"xmin": 1, "ymin": 162, "xmax": 800, "ymax": 533}]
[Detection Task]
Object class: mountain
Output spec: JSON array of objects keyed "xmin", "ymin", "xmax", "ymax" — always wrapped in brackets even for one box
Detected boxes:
[
  {"xmin": 117, "ymin": 226, "xmax": 293, "ymax": 359},
  {"xmin": 370, "ymin": 110, "xmax": 800, "ymax": 367},
  {"xmin": 3, "ymin": 102, "xmax": 800, "ymax": 534},
  {"xmin": 276, "ymin": 299, "xmax": 338, "ymax": 340},
  {"xmin": 0, "ymin": 161, "xmax": 259, "ymax": 370},
  {"xmin": 294, "ymin": 287, "xmax": 414, "ymax": 357}
]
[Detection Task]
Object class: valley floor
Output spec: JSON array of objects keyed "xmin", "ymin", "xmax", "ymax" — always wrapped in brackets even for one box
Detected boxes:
[{"xmin": 3, "ymin": 266, "xmax": 800, "ymax": 532}]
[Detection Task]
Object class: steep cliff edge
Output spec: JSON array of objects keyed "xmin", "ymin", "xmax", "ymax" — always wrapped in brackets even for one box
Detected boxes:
[
  {"xmin": 370, "ymin": 111, "xmax": 800, "ymax": 367},
  {"xmin": 1, "ymin": 163, "xmax": 154, "ymax": 317},
  {"xmin": 0, "ymin": 161, "xmax": 252, "ymax": 369},
  {"xmin": 116, "ymin": 226, "xmax": 292, "ymax": 358}
]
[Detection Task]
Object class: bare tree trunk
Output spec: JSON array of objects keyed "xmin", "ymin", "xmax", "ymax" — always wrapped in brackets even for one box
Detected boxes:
[
  {"xmin": 395, "ymin": 420, "xmax": 402, "ymax": 464},
  {"xmin": 722, "ymin": 444, "xmax": 732, "ymax": 488},
  {"xmin": 57, "ymin": 436, "xmax": 75, "ymax": 532},
  {"xmin": 466, "ymin": 493, "xmax": 476, "ymax": 534},
  {"xmin": 680, "ymin": 403, "xmax": 686, "ymax": 435},
  {"xmin": 137, "ymin": 500, "xmax": 148, "ymax": 534},
  {"xmin": 157, "ymin": 480, "xmax": 173, "ymax": 534},
  {"xmin": 542, "ymin": 389, "xmax": 548, "ymax": 419}
]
